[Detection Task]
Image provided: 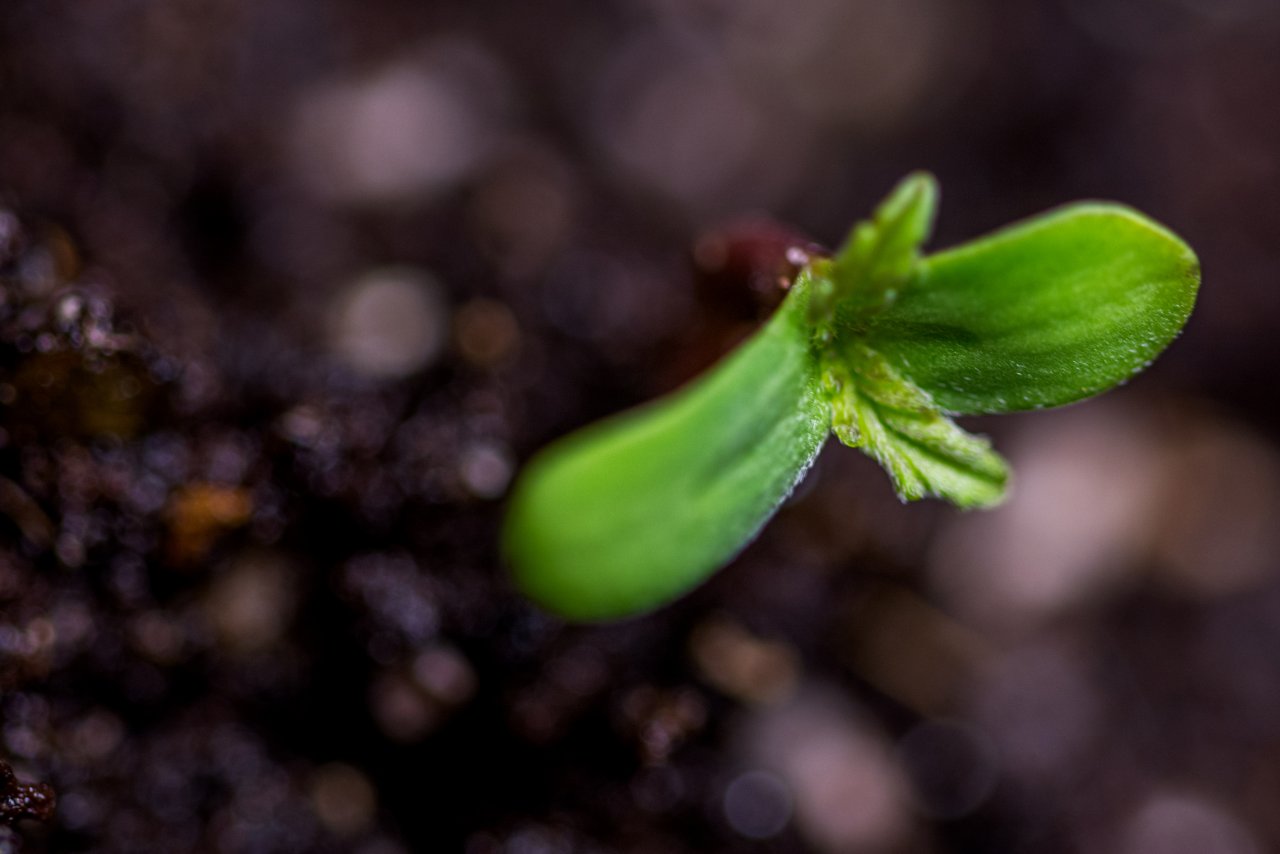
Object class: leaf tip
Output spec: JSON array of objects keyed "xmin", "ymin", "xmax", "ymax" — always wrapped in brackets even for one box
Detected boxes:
[{"xmin": 898, "ymin": 170, "xmax": 939, "ymax": 209}]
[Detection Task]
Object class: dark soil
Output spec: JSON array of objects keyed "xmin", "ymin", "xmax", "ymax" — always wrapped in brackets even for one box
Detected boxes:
[{"xmin": 4, "ymin": 2, "xmax": 1280, "ymax": 853}]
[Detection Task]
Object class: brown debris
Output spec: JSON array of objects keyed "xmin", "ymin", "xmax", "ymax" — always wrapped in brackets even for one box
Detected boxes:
[
  {"xmin": 693, "ymin": 218, "xmax": 827, "ymax": 314},
  {"xmin": 164, "ymin": 483, "xmax": 254, "ymax": 565}
]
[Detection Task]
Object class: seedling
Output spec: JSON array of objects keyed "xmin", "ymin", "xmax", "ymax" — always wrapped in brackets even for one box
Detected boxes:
[{"xmin": 504, "ymin": 173, "xmax": 1199, "ymax": 621}]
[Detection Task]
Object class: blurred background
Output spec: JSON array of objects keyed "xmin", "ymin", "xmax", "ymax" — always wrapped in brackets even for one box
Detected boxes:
[{"xmin": 1, "ymin": 0, "xmax": 1279, "ymax": 852}]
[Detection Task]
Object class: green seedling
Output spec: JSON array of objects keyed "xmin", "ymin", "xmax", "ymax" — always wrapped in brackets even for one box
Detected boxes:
[{"xmin": 504, "ymin": 173, "xmax": 1200, "ymax": 621}]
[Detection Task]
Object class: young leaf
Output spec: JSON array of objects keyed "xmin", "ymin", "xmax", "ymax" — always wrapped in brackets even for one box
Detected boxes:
[
  {"xmin": 850, "ymin": 397, "xmax": 1008, "ymax": 508},
  {"xmin": 503, "ymin": 276, "xmax": 829, "ymax": 621},
  {"xmin": 810, "ymin": 172, "xmax": 938, "ymax": 326},
  {"xmin": 863, "ymin": 203, "xmax": 1200, "ymax": 414},
  {"xmin": 504, "ymin": 175, "xmax": 1200, "ymax": 621},
  {"xmin": 812, "ymin": 173, "xmax": 1007, "ymax": 507},
  {"xmin": 826, "ymin": 342, "xmax": 1009, "ymax": 507}
]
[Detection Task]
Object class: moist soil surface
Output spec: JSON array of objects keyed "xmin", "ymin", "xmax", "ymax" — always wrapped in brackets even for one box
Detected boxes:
[{"xmin": 4, "ymin": 3, "xmax": 1280, "ymax": 854}]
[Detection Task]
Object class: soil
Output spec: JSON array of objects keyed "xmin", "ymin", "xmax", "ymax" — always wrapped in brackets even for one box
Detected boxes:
[
  {"xmin": 4, "ymin": 2, "xmax": 1280, "ymax": 854},
  {"xmin": 0, "ymin": 201, "xmax": 887, "ymax": 854}
]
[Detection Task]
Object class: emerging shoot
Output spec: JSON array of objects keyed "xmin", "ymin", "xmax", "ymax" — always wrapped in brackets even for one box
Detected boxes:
[{"xmin": 503, "ymin": 173, "xmax": 1200, "ymax": 621}]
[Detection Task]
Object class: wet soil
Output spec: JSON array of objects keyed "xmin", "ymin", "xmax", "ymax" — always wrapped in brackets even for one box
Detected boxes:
[{"xmin": 6, "ymin": 3, "xmax": 1280, "ymax": 853}]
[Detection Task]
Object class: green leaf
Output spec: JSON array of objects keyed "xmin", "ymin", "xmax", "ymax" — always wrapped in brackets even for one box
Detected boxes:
[
  {"xmin": 809, "ymin": 172, "xmax": 938, "ymax": 326},
  {"xmin": 503, "ymin": 276, "xmax": 830, "ymax": 621},
  {"xmin": 826, "ymin": 343, "xmax": 1009, "ymax": 507},
  {"xmin": 850, "ymin": 400, "xmax": 1008, "ymax": 508},
  {"xmin": 503, "ymin": 175, "xmax": 1200, "ymax": 621},
  {"xmin": 862, "ymin": 203, "xmax": 1200, "ymax": 414},
  {"xmin": 811, "ymin": 174, "xmax": 1007, "ymax": 508}
]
